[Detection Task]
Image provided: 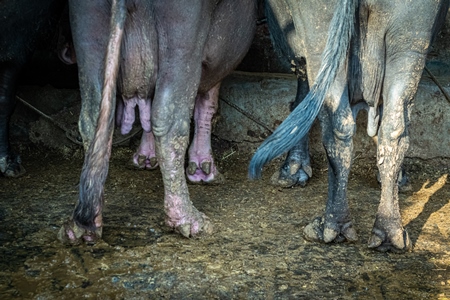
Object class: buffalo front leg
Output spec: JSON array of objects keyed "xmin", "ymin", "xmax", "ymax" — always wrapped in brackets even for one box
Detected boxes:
[
  {"xmin": 271, "ymin": 77, "xmax": 312, "ymax": 187},
  {"xmin": 271, "ymin": 135, "xmax": 312, "ymax": 188},
  {"xmin": 131, "ymin": 131, "xmax": 158, "ymax": 170},
  {"xmin": 187, "ymin": 83, "xmax": 224, "ymax": 184},
  {"xmin": 115, "ymin": 96, "xmax": 158, "ymax": 170}
]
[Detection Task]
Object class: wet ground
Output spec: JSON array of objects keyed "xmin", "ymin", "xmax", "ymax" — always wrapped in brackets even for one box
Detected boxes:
[{"xmin": 0, "ymin": 140, "xmax": 449, "ymax": 299}]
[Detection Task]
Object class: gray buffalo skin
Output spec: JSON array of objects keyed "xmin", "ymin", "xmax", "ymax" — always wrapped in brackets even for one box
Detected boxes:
[
  {"xmin": 250, "ymin": 0, "xmax": 449, "ymax": 252},
  {"xmin": 59, "ymin": 0, "xmax": 256, "ymax": 243}
]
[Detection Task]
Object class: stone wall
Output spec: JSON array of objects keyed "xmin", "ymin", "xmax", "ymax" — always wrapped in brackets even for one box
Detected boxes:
[{"xmin": 215, "ymin": 70, "xmax": 450, "ymax": 160}]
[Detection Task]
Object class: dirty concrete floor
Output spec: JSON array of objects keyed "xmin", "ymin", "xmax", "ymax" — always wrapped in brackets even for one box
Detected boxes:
[{"xmin": 0, "ymin": 141, "xmax": 449, "ymax": 299}]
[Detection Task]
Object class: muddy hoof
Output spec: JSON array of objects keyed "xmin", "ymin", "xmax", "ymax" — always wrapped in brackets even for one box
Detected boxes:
[
  {"xmin": 303, "ymin": 217, "xmax": 324, "ymax": 242},
  {"xmin": 270, "ymin": 169, "xmax": 309, "ymax": 188},
  {"xmin": 176, "ymin": 218, "xmax": 213, "ymax": 238},
  {"xmin": 303, "ymin": 217, "xmax": 358, "ymax": 244},
  {"xmin": 129, "ymin": 154, "xmax": 159, "ymax": 170},
  {"xmin": 187, "ymin": 161, "xmax": 198, "ymax": 175},
  {"xmin": 186, "ymin": 161, "xmax": 225, "ymax": 185},
  {"xmin": 188, "ymin": 172, "xmax": 225, "ymax": 185},
  {"xmin": 271, "ymin": 162, "xmax": 312, "ymax": 188},
  {"xmin": 368, "ymin": 227, "xmax": 411, "ymax": 253},
  {"xmin": 167, "ymin": 211, "xmax": 213, "ymax": 238},
  {"xmin": 58, "ymin": 219, "xmax": 103, "ymax": 245},
  {"xmin": 0, "ymin": 153, "xmax": 26, "ymax": 178}
]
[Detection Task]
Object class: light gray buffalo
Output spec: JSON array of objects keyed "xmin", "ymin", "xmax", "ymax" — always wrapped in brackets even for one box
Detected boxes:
[{"xmin": 250, "ymin": 0, "xmax": 449, "ymax": 252}]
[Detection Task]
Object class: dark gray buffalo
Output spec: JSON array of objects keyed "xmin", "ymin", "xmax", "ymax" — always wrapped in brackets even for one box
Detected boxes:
[
  {"xmin": 59, "ymin": 0, "xmax": 256, "ymax": 243},
  {"xmin": 0, "ymin": 0, "xmax": 69, "ymax": 177},
  {"xmin": 250, "ymin": 0, "xmax": 449, "ymax": 252}
]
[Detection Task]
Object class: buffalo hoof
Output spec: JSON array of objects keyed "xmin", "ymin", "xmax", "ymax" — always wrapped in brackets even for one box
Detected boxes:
[
  {"xmin": 130, "ymin": 154, "xmax": 158, "ymax": 170},
  {"xmin": 186, "ymin": 160, "xmax": 225, "ymax": 185},
  {"xmin": 368, "ymin": 225, "xmax": 411, "ymax": 253},
  {"xmin": 0, "ymin": 153, "xmax": 26, "ymax": 178},
  {"xmin": 303, "ymin": 216, "xmax": 358, "ymax": 244},
  {"xmin": 271, "ymin": 156, "xmax": 312, "ymax": 188},
  {"xmin": 166, "ymin": 208, "xmax": 213, "ymax": 238},
  {"xmin": 58, "ymin": 219, "xmax": 103, "ymax": 245}
]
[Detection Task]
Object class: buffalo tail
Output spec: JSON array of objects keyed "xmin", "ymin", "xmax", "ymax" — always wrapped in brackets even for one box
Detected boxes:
[
  {"xmin": 248, "ymin": 0, "xmax": 358, "ymax": 179},
  {"xmin": 74, "ymin": 0, "xmax": 126, "ymax": 230}
]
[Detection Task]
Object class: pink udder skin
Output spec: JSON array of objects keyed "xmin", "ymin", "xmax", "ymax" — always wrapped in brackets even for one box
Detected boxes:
[
  {"xmin": 116, "ymin": 96, "xmax": 151, "ymax": 134},
  {"xmin": 187, "ymin": 83, "xmax": 222, "ymax": 183}
]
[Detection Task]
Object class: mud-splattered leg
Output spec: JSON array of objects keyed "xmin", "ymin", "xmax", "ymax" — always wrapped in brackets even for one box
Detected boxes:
[
  {"xmin": 367, "ymin": 55, "xmax": 423, "ymax": 252},
  {"xmin": 368, "ymin": 103, "xmax": 412, "ymax": 251},
  {"xmin": 151, "ymin": 1, "xmax": 214, "ymax": 237},
  {"xmin": 303, "ymin": 82, "xmax": 358, "ymax": 244},
  {"xmin": 187, "ymin": 83, "xmax": 224, "ymax": 184},
  {"xmin": 361, "ymin": 104, "xmax": 411, "ymax": 192}
]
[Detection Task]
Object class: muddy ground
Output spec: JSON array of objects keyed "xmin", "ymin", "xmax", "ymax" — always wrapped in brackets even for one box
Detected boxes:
[{"xmin": 0, "ymin": 137, "xmax": 449, "ymax": 299}]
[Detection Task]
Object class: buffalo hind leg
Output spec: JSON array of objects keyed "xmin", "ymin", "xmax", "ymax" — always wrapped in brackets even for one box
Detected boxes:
[
  {"xmin": 152, "ymin": 1, "xmax": 214, "ymax": 237},
  {"xmin": 58, "ymin": 0, "xmax": 119, "ymax": 245},
  {"xmin": 363, "ymin": 104, "xmax": 411, "ymax": 192},
  {"xmin": 303, "ymin": 87, "xmax": 358, "ymax": 244},
  {"xmin": 153, "ymin": 78, "xmax": 213, "ymax": 236},
  {"xmin": 367, "ymin": 73, "xmax": 417, "ymax": 252}
]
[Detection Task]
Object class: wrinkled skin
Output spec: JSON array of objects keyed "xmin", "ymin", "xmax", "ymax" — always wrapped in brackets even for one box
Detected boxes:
[
  {"xmin": 186, "ymin": 83, "xmax": 225, "ymax": 184},
  {"xmin": 254, "ymin": 0, "xmax": 449, "ymax": 252},
  {"xmin": 122, "ymin": 85, "xmax": 226, "ymax": 185},
  {"xmin": 0, "ymin": 0, "xmax": 68, "ymax": 178},
  {"xmin": 59, "ymin": 0, "xmax": 256, "ymax": 244},
  {"xmin": 271, "ymin": 54, "xmax": 412, "ymax": 192}
]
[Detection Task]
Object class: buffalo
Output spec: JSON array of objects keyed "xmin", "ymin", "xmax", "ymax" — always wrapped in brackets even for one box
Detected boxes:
[
  {"xmin": 59, "ymin": 0, "xmax": 257, "ymax": 243},
  {"xmin": 250, "ymin": 0, "xmax": 449, "ymax": 252}
]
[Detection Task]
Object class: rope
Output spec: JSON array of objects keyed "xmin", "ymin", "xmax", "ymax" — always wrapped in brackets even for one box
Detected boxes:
[
  {"xmin": 424, "ymin": 66, "xmax": 450, "ymax": 105},
  {"xmin": 219, "ymin": 96, "xmax": 273, "ymax": 134},
  {"xmin": 16, "ymin": 95, "xmax": 82, "ymax": 145},
  {"xmin": 15, "ymin": 95, "xmax": 142, "ymax": 147}
]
